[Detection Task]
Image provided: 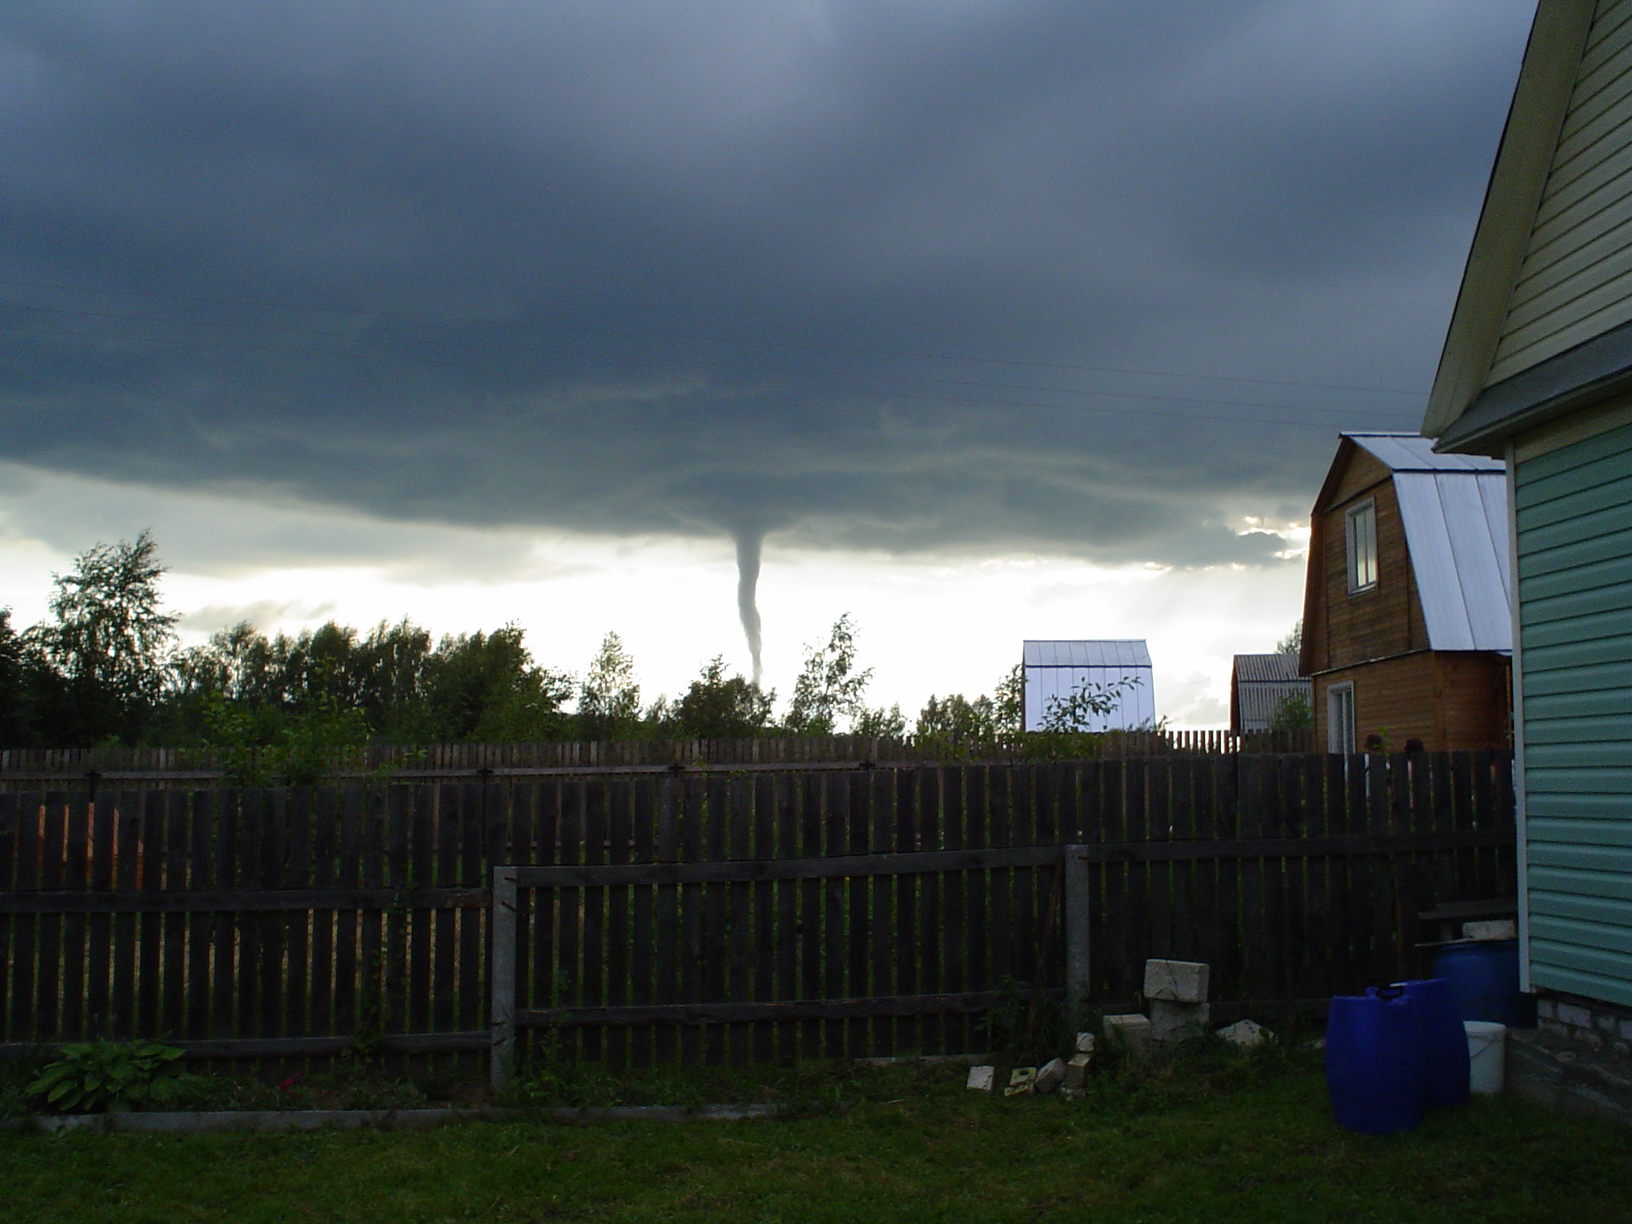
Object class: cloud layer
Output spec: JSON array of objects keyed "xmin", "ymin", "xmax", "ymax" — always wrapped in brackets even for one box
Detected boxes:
[{"xmin": 0, "ymin": 1, "xmax": 1534, "ymax": 571}]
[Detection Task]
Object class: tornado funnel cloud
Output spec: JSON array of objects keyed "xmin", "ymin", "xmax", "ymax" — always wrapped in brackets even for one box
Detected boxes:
[{"xmin": 735, "ymin": 530, "xmax": 764, "ymax": 685}]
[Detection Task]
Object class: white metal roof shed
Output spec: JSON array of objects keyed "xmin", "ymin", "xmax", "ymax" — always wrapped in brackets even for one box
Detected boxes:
[
  {"xmin": 1022, "ymin": 639, "xmax": 1155, "ymax": 732},
  {"xmin": 1345, "ymin": 432, "xmax": 1512, "ymax": 653}
]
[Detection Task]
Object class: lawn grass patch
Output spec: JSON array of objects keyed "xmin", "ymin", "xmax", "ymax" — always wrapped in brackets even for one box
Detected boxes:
[{"xmin": 6, "ymin": 1048, "xmax": 1628, "ymax": 1223}]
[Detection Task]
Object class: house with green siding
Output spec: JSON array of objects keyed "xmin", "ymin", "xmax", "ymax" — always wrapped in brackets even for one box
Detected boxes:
[{"xmin": 1422, "ymin": 0, "xmax": 1632, "ymax": 1113}]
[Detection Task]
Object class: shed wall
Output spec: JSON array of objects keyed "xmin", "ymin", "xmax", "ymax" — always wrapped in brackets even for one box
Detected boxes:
[
  {"xmin": 1312, "ymin": 653, "xmax": 1506, "ymax": 754},
  {"xmin": 1492, "ymin": 0, "xmax": 1632, "ymax": 382},
  {"xmin": 1515, "ymin": 417, "xmax": 1632, "ymax": 1008}
]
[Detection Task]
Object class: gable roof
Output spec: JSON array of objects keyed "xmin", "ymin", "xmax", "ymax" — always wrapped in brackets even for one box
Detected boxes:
[
  {"xmin": 1232, "ymin": 653, "xmax": 1303, "ymax": 684},
  {"xmin": 1423, "ymin": 1, "xmax": 1610, "ymax": 451},
  {"xmin": 1230, "ymin": 654, "xmax": 1310, "ymax": 732},
  {"xmin": 1312, "ymin": 433, "xmax": 1512, "ymax": 653}
]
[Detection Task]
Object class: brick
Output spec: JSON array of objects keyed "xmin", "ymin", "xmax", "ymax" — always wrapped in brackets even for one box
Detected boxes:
[
  {"xmin": 1143, "ymin": 959, "xmax": 1210, "ymax": 1003},
  {"xmin": 1540, "ymin": 1019, "xmax": 1567, "ymax": 1039},
  {"xmin": 1074, "ymin": 1032, "xmax": 1097, "ymax": 1055},
  {"xmin": 965, "ymin": 1066, "xmax": 995, "ymax": 1093},
  {"xmin": 1064, "ymin": 1054, "xmax": 1092, "ymax": 1090},
  {"xmin": 1005, "ymin": 1068, "xmax": 1037, "ymax": 1097},
  {"xmin": 1557, "ymin": 1002, "xmax": 1592, "ymax": 1029},
  {"xmin": 1150, "ymin": 999, "xmax": 1210, "ymax": 1044},
  {"xmin": 1618, "ymin": 1019, "xmax": 1632, "ymax": 1043},
  {"xmin": 1536, "ymin": 998, "xmax": 1556, "ymax": 1021},
  {"xmin": 1598, "ymin": 1012, "xmax": 1618, "ymax": 1034}
]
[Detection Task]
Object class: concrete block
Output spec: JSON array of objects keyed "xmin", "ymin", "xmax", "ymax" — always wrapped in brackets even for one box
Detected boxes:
[
  {"xmin": 1074, "ymin": 1032, "xmax": 1097, "ymax": 1055},
  {"xmin": 1143, "ymin": 959, "xmax": 1210, "ymax": 1003},
  {"xmin": 1064, "ymin": 1054, "xmax": 1092, "ymax": 1090},
  {"xmin": 1035, "ymin": 1058, "xmax": 1066, "ymax": 1095},
  {"xmin": 1557, "ymin": 1002, "xmax": 1592, "ymax": 1029},
  {"xmin": 1150, "ymin": 999, "xmax": 1210, "ymax": 1044},
  {"xmin": 1536, "ymin": 997, "xmax": 1556, "ymax": 1021},
  {"xmin": 1598, "ymin": 1012, "xmax": 1618, "ymax": 1034},
  {"xmin": 965, "ymin": 1065, "xmax": 995, "ymax": 1093},
  {"xmin": 1216, "ymin": 1018, "xmax": 1272, "ymax": 1049},
  {"xmin": 1618, "ymin": 1019, "xmax": 1632, "ymax": 1043},
  {"xmin": 1103, "ymin": 1013, "xmax": 1151, "ymax": 1061},
  {"xmin": 1005, "ymin": 1068, "xmax": 1037, "ymax": 1096},
  {"xmin": 1462, "ymin": 919, "xmax": 1516, "ymax": 941}
]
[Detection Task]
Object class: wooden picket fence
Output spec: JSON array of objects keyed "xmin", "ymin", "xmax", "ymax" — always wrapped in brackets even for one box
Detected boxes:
[
  {"xmin": 0, "ymin": 751, "xmax": 1510, "ymax": 1078},
  {"xmin": 0, "ymin": 730, "xmax": 1313, "ymax": 791}
]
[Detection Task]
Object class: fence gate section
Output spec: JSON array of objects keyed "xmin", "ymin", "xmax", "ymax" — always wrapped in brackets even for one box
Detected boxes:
[{"xmin": 489, "ymin": 845, "xmax": 1082, "ymax": 1086}]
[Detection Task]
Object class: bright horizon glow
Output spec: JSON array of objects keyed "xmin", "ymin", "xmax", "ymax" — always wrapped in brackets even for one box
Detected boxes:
[{"xmin": 0, "ymin": 468, "xmax": 1308, "ymax": 731}]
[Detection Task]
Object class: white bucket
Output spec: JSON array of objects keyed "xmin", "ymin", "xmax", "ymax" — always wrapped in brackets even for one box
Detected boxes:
[{"xmin": 1464, "ymin": 1021, "xmax": 1507, "ymax": 1095}]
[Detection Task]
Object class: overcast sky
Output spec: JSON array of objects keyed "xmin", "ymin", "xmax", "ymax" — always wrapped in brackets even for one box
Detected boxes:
[{"xmin": 0, "ymin": 1, "xmax": 1537, "ymax": 724}]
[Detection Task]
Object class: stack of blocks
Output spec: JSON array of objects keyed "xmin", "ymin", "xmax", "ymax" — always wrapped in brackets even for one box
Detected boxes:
[{"xmin": 1145, "ymin": 959, "xmax": 1210, "ymax": 1043}]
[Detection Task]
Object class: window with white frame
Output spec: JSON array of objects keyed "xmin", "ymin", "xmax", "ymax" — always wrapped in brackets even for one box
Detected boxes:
[
  {"xmin": 1327, "ymin": 683, "xmax": 1355, "ymax": 754},
  {"xmin": 1345, "ymin": 500, "xmax": 1377, "ymax": 593}
]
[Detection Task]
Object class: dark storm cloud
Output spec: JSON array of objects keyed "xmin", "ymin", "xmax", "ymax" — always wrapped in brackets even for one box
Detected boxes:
[{"xmin": 0, "ymin": 1, "xmax": 1535, "ymax": 569}]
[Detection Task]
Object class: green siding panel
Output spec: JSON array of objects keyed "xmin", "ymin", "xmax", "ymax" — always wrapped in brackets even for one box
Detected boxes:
[
  {"xmin": 1529, "ymin": 960, "xmax": 1632, "ymax": 1008},
  {"xmin": 1516, "ymin": 470, "xmax": 1632, "ymax": 531},
  {"xmin": 1523, "ymin": 659, "xmax": 1632, "ymax": 696},
  {"xmin": 1516, "ymin": 522, "xmax": 1632, "ymax": 577},
  {"xmin": 1530, "ymin": 889, "xmax": 1632, "ymax": 927},
  {"xmin": 1516, "ymin": 420, "xmax": 1632, "ymax": 1008},
  {"xmin": 1530, "ymin": 913, "xmax": 1632, "ymax": 956}
]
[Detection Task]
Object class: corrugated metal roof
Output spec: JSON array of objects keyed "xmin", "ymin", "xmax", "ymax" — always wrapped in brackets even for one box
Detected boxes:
[
  {"xmin": 1346, "ymin": 431, "xmax": 1504, "ymax": 473},
  {"xmin": 1232, "ymin": 653, "xmax": 1302, "ymax": 683},
  {"xmin": 1022, "ymin": 640, "xmax": 1152, "ymax": 668},
  {"xmin": 1235, "ymin": 680, "xmax": 1311, "ymax": 732},
  {"xmin": 1393, "ymin": 471, "xmax": 1513, "ymax": 651}
]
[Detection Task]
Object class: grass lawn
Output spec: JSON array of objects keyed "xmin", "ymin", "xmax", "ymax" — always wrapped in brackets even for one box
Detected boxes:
[{"xmin": 5, "ymin": 1048, "xmax": 1629, "ymax": 1224}]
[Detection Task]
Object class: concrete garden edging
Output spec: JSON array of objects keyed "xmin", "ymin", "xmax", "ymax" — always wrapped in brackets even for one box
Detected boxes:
[{"xmin": 2, "ymin": 1103, "xmax": 794, "ymax": 1135}]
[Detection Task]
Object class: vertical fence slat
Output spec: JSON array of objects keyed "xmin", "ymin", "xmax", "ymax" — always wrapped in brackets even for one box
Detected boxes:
[
  {"xmin": 604, "ymin": 778, "xmax": 633, "ymax": 1071},
  {"xmin": 160, "ymin": 790, "xmax": 190, "ymax": 1041},
  {"xmin": 186, "ymin": 790, "xmax": 214, "ymax": 1043},
  {"xmin": 819, "ymin": 773, "xmax": 846, "ymax": 1059},
  {"xmin": 751, "ymin": 774, "xmax": 776, "ymax": 1065},
  {"xmin": 727, "ymin": 775, "xmax": 753, "ymax": 1066},
  {"xmin": 59, "ymin": 794, "xmax": 91, "ymax": 1041},
  {"xmin": 630, "ymin": 778, "xmax": 656, "ymax": 1070},
  {"xmin": 580, "ymin": 780, "xmax": 608, "ymax": 1065}
]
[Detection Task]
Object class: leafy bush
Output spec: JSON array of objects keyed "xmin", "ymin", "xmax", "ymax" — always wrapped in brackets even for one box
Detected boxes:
[{"xmin": 26, "ymin": 1039, "xmax": 187, "ymax": 1114}]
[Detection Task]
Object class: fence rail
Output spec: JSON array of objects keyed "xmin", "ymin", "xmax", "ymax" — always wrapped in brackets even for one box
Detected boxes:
[
  {"xmin": 0, "ymin": 750, "xmax": 1509, "ymax": 1077},
  {"xmin": 0, "ymin": 730, "xmax": 1314, "ymax": 788}
]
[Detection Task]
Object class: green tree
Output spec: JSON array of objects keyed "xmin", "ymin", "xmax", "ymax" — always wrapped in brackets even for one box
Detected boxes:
[
  {"xmin": 785, "ymin": 614, "xmax": 872, "ymax": 734},
  {"xmin": 577, "ymin": 631, "xmax": 641, "ymax": 739},
  {"xmin": 1038, "ymin": 675, "xmax": 1143, "ymax": 733},
  {"xmin": 668, "ymin": 656, "xmax": 775, "ymax": 738},
  {"xmin": 1269, "ymin": 691, "xmax": 1313, "ymax": 731},
  {"xmin": 1276, "ymin": 620, "xmax": 1304, "ymax": 656},
  {"xmin": 854, "ymin": 703, "xmax": 906, "ymax": 739},
  {"xmin": 36, "ymin": 530, "xmax": 177, "ymax": 743}
]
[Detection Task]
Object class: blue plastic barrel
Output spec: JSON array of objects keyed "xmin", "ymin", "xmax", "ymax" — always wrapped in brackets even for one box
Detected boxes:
[
  {"xmin": 1325, "ymin": 990, "xmax": 1424, "ymax": 1135},
  {"xmin": 1431, "ymin": 940, "xmax": 1535, "ymax": 1028},
  {"xmin": 1387, "ymin": 979, "xmax": 1470, "ymax": 1110}
]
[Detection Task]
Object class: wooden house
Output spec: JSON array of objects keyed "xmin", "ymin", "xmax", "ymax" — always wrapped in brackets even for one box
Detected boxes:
[
  {"xmin": 1299, "ymin": 432, "xmax": 1513, "ymax": 754},
  {"xmin": 1228, "ymin": 653, "xmax": 1309, "ymax": 733},
  {"xmin": 1419, "ymin": 0, "xmax": 1632, "ymax": 1086}
]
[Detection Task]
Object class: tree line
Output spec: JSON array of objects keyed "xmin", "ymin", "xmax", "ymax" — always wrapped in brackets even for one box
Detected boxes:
[{"xmin": 0, "ymin": 533, "xmax": 1037, "ymax": 762}]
